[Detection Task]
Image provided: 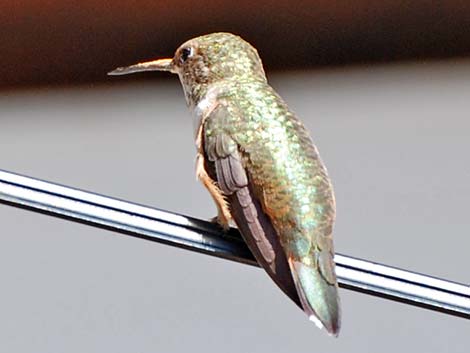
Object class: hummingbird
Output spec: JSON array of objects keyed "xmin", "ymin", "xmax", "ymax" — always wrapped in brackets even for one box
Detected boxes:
[{"xmin": 109, "ymin": 32, "xmax": 341, "ymax": 336}]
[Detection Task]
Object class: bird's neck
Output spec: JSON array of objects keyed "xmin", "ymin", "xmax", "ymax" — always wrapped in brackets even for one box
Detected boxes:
[{"xmin": 184, "ymin": 82, "xmax": 209, "ymax": 108}]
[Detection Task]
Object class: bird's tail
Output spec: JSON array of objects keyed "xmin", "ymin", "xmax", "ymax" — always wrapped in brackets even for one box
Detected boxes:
[{"xmin": 288, "ymin": 258, "xmax": 341, "ymax": 336}]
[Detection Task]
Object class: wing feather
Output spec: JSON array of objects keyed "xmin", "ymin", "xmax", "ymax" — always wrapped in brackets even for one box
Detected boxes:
[
  {"xmin": 203, "ymin": 105, "xmax": 301, "ymax": 307},
  {"xmin": 200, "ymin": 94, "xmax": 340, "ymax": 335}
]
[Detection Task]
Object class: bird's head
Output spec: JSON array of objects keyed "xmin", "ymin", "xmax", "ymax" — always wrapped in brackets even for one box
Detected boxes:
[{"xmin": 109, "ymin": 32, "xmax": 266, "ymax": 104}]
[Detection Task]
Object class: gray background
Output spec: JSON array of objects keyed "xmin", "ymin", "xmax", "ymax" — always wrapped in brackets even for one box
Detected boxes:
[{"xmin": 1, "ymin": 61, "xmax": 469, "ymax": 352}]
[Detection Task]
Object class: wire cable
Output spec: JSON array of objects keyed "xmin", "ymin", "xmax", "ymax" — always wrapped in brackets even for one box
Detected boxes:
[{"xmin": 0, "ymin": 169, "xmax": 469, "ymax": 319}]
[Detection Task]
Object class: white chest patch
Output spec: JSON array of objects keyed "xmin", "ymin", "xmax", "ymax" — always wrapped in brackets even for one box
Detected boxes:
[{"xmin": 191, "ymin": 86, "xmax": 221, "ymax": 138}]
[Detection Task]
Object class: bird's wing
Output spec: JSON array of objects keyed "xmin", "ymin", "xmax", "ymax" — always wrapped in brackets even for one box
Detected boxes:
[
  {"xmin": 202, "ymin": 104, "xmax": 301, "ymax": 307},
  {"xmin": 202, "ymin": 101, "xmax": 340, "ymax": 335}
]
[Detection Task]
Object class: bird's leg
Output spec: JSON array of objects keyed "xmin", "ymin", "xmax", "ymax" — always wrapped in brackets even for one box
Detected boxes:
[{"xmin": 196, "ymin": 153, "xmax": 232, "ymax": 230}]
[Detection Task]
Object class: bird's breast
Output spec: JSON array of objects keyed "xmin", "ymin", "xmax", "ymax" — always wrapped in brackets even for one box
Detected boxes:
[{"xmin": 191, "ymin": 85, "xmax": 223, "ymax": 140}]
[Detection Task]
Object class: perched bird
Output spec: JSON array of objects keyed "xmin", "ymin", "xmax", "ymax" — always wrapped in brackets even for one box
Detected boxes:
[{"xmin": 109, "ymin": 32, "xmax": 341, "ymax": 336}]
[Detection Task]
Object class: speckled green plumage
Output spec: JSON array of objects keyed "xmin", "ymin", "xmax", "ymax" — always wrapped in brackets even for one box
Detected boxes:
[
  {"xmin": 202, "ymin": 79, "xmax": 340, "ymax": 333},
  {"xmin": 109, "ymin": 32, "xmax": 341, "ymax": 336},
  {"xmin": 193, "ymin": 34, "xmax": 340, "ymax": 334},
  {"xmin": 204, "ymin": 80, "xmax": 336, "ymax": 271}
]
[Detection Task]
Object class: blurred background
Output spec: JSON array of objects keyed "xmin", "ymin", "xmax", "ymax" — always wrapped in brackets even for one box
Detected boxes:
[{"xmin": 1, "ymin": 1, "xmax": 469, "ymax": 352}]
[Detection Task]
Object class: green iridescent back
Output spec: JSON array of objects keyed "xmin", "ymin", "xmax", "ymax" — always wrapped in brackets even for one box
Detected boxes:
[{"xmin": 206, "ymin": 80, "xmax": 336, "ymax": 278}]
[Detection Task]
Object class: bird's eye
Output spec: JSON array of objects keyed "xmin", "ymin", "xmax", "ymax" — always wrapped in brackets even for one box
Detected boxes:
[{"xmin": 180, "ymin": 47, "xmax": 193, "ymax": 64}]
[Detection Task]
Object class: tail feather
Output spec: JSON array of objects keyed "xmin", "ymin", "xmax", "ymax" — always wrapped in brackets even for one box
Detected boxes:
[{"xmin": 288, "ymin": 259, "xmax": 341, "ymax": 336}]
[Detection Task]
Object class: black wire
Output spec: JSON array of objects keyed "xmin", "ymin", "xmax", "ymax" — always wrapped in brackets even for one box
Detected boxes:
[{"xmin": 0, "ymin": 169, "xmax": 469, "ymax": 319}]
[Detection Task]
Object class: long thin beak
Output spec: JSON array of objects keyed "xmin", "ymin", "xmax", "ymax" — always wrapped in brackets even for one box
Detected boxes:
[{"xmin": 107, "ymin": 58, "xmax": 174, "ymax": 76}]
